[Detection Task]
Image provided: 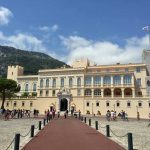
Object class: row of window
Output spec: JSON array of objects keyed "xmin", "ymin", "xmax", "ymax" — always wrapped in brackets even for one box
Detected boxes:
[
  {"xmin": 86, "ymin": 101, "xmax": 148, "ymax": 107},
  {"xmin": 6, "ymin": 101, "xmax": 33, "ymax": 107},
  {"xmin": 39, "ymin": 88, "xmax": 135, "ymax": 97},
  {"xmin": 40, "ymin": 77, "xmax": 81, "ymax": 88},
  {"xmin": 21, "ymin": 76, "xmax": 141, "ymax": 92}
]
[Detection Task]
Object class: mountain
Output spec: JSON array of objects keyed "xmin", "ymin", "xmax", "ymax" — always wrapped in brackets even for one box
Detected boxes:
[{"xmin": 0, "ymin": 45, "xmax": 67, "ymax": 77}]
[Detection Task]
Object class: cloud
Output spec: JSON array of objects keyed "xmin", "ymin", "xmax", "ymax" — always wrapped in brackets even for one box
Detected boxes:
[
  {"xmin": 39, "ymin": 24, "xmax": 59, "ymax": 32},
  {"xmin": 59, "ymin": 35, "xmax": 149, "ymax": 65},
  {"xmin": 51, "ymin": 24, "xmax": 59, "ymax": 32},
  {"xmin": 0, "ymin": 7, "xmax": 13, "ymax": 25},
  {"xmin": 0, "ymin": 32, "xmax": 47, "ymax": 52}
]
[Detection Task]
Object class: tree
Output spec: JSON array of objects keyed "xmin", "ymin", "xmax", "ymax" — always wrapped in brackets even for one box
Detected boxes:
[{"xmin": 0, "ymin": 78, "xmax": 20, "ymax": 109}]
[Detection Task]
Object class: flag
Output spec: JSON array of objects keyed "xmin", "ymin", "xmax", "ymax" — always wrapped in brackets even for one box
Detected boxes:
[{"xmin": 142, "ymin": 26, "xmax": 149, "ymax": 31}]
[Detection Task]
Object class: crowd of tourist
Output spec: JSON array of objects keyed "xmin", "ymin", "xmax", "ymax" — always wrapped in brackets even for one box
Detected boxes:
[
  {"xmin": 106, "ymin": 110, "xmax": 128, "ymax": 121},
  {"xmin": 0, "ymin": 108, "xmax": 39, "ymax": 120}
]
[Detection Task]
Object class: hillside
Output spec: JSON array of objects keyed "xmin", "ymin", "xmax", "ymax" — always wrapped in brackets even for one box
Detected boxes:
[{"xmin": 0, "ymin": 45, "xmax": 67, "ymax": 77}]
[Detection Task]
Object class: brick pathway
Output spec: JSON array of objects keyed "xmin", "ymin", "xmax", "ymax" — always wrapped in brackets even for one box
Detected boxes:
[{"xmin": 22, "ymin": 117, "xmax": 125, "ymax": 150}]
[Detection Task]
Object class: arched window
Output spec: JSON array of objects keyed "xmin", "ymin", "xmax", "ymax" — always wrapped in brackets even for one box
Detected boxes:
[
  {"xmin": 84, "ymin": 89, "xmax": 92, "ymax": 96},
  {"xmin": 33, "ymin": 83, "xmax": 36, "ymax": 91},
  {"xmin": 85, "ymin": 76, "xmax": 92, "ymax": 85},
  {"xmin": 61, "ymin": 78, "xmax": 64, "ymax": 87},
  {"xmin": 69, "ymin": 78, "xmax": 73, "ymax": 87},
  {"xmin": 46, "ymin": 79, "xmax": 49, "ymax": 87},
  {"xmin": 124, "ymin": 88, "xmax": 132, "ymax": 96},
  {"xmin": 94, "ymin": 76, "xmax": 101, "ymax": 85},
  {"xmin": 94, "ymin": 89, "xmax": 101, "ymax": 96},
  {"xmin": 25, "ymin": 83, "xmax": 29, "ymax": 92},
  {"xmin": 77, "ymin": 77, "xmax": 81, "ymax": 87},
  {"xmin": 52, "ymin": 78, "xmax": 56, "ymax": 88},
  {"xmin": 124, "ymin": 75, "xmax": 131, "ymax": 84},
  {"xmin": 104, "ymin": 88, "xmax": 111, "ymax": 96},
  {"xmin": 113, "ymin": 75, "xmax": 121, "ymax": 85},
  {"xmin": 103, "ymin": 76, "xmax": 111, "ymax": 84},
  {"xmin": 114, "ymin": 88, "xmax": 122, "ymax": 96},
  {"xmin": 40, "ymin": 79, "xmax": 44, "ymax": 88}
]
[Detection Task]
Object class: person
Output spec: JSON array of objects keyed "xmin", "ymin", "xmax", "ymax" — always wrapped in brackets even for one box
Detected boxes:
[
  {"xmin": 57, "ymin": 111, "xmax": 60, "ymax": 118},
  {"xmin": 66, "ymin": 109, "xmax": 68, "ymax": 116},
  {"xmin": 137, "ymin": 112, "xmax": 140, "ymax": 120},
  {"xmin": 64, "ymin": 111, "xmax": 67, "ymax": 119}
]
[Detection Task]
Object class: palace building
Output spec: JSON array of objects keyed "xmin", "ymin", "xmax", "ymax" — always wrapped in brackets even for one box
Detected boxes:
[{"xmin": 3, "ymin": 57, "xmax": 150, "ymax": 118}]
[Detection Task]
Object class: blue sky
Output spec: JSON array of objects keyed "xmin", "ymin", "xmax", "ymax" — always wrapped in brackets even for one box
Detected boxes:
[{"xmin": 0, "ymin": 0, "xmax": 150, "ymax": 65}]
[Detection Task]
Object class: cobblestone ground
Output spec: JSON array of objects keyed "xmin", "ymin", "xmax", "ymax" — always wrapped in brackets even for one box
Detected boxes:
[
  {"xmin": 85, "ymin": 116, "xmax": 150, "ymax": 150},
  {"xmin": 0, "ymin": 117, "xmax": 43, "ymax": 150}
]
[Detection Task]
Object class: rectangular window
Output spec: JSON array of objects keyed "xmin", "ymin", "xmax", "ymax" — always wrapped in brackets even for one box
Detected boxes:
[
  {"xmin": 136, "ymin": 67, "xmax": 141, "ymax": 73},
  {"xmin": 22, "ymin": 101, "xmax": 25, "ymax": 107},
  {"xmin": 106, "ymin": 102, "xmax": 109, "ymax": 107},
  {"xmin": 6, "ymin": 102, "xmax": 9, "ymax": 107},
  {"xmin": 137, "ymin": 78, "xmax": 141, "ymax": 87},
  {"xmin": 87, "ymin": 102, "xmax": 89, "ymax": 107},
  {"xmin": 40, "ymin": 90, "xmax": 43, "ymax": 96},
  {"xmin": 14, "ymin": 102, "xmax": 17, "ymax": 107},
  {"xmin": 127, "ymin": 102, "xmax": 131, "ymax": 107},
  {"xmin": 52, "ymin": 90, "xmax": 55, "ymax": 96},
  {"xmin": 46, "ymin": 90, "xmax": 49, "ymax": 96},
  {"xmin": 138, "ymin": 102, "xmax": 142, "ymax": 107},
  {"xmin": 77, "ymin": 89, "xmax": 81, "ymax": 96},
  {"xmin": 30, "ymin": 101, "xmax": 33, "ymax": 107},
  {"xmin": 85, "ymin": 76, "xmax": 92, "ymax": 86},
  {"xmin": 96, "ymin": 102, "xmax": 99, "ymax": 107},
  {"xmin": 117, "ymin": 102, "xmax": 120, "ymax": 107}
]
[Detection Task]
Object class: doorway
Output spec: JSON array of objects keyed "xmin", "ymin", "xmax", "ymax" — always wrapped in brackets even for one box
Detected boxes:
[{"xmin": 60, "ymin": 98, "xmax": 68, "ymax": 111}]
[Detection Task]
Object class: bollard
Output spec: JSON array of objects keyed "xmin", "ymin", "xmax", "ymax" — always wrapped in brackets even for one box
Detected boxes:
[
  {"xmin": 81, "ymin": 116, "xmax": 83, "ymax": 121},
  {"xmin": 128, "ymin": 133, "xmax": 133, "ymax": 150},
  {"xmin": 14, "ymin": 133, "xmax": 20, "ymax": 150},
  {"xmin": 106, "ymin": 125, "xmax": 110, "ymax": 137},
  {"xmin": 95, "ymin": 121, "xmax": 98, "ymax": 130},
  {"xmin": 84, "ymin": 117, "xmax": 86, "ymax": 123},
  {"xmin": 43, "ymin": 118, "xmax": 46, "ymax": 126},
  {"xmin": 39, "ymin": 121, "xmax": 41, "ymax": 130},
  {"xmin": 89, "ymin": 119, "xmax": 91, "ymax": 126},
  {"xmin": 31, "ymin": 125, "xmax": 34, "ymax": 137}
]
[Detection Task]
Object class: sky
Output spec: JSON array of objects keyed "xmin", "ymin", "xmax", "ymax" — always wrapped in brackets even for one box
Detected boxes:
[{"xmin": 0, "ymin": 0, "xmax": 150, "ymax": 65}]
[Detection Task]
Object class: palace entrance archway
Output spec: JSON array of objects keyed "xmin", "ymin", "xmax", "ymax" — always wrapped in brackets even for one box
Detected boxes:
[{"xmin": 60, "ymin": 98, "xmax": 68, "ymax": 111}]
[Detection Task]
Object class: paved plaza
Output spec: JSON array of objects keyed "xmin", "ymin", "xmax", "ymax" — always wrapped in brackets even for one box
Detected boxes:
[
  {"xmin": 0, "ymin": 116, "xmax": 150, "ymax": 150},
  {"xmin": 86, "ymin": 116, "xmax": 150, "ymax": 150}
]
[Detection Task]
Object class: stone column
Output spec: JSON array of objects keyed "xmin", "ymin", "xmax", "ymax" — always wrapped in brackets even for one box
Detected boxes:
[
  {"xmin": 92, "ymin": 89, "xmax": 94, "ymax": 99},
  {"xmin": 132, "ymin": 74, "xmax": 134, "ymax": 86},
  {"xmin": 101, "ymin": 76, "xmax": 103, "ymax": 87},
  {"xmin": 111, "ymin": 75, "xmax": 113, "ymax": 87},
  {"xmin": 121, "ymin": 88, "xmax": 124, "ymax": 98},
  {"xmin": 111, "ymin": 88, "xmax": 114, "ymax": 98},
  {"xmin": 101, "ymin": 89, "xmax": 104, "ymax": 98},
  {"xmin": 121, "ymin": 75, "xmax": 124, "ymax": 87},
  {"xmin": 132, "ymin": 88, "xmax": 135, "ymax": 98}
]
